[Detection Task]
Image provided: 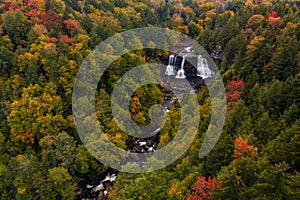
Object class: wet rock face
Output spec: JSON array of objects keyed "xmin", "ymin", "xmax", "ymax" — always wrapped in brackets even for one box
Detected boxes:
[
  {"xmin": 165, "ymin": 46, "xmax": 215, "ymax": 80},
  {"xmin": 211, "ymin": 44, "xmax": 223, "ymax": 61},
  {"xmin": 163, "ymin": 45, "xmax": 215, "ymax": 94},
  {"xmin": 79, "ymin": 172, "xmax": 117, "ymax": 200},
  {"xmin": 79, "ymin": 45, "xmax": 217, "ymax": 200}
]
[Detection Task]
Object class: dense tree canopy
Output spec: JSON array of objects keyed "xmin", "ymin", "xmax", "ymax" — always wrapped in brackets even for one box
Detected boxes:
[{"xmin": 0, "ymin": 0, "xmax": 299, "ymax": 199}]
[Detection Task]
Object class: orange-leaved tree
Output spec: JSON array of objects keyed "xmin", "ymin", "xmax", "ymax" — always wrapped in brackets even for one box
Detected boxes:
[{"xmin": 233, "ymin": 137, "xmax": 258, "ymax": 158}]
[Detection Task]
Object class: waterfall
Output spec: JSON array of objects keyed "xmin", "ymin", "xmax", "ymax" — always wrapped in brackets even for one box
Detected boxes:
[
  {"xmin": 165, "ymin": 54, "xmax": 175, "ymax": 75},
  {"xmin": 165, "ymin": 46, "xmax": 215, "ymax": 80},
  {"xmin": 197, "ymin": 55, "xmax": 214, "ymax": 79},
  {"xmin": 175, "ymin": 56, "xmax": 186, "ymax": 79},
  {"xmin": 174, "ymin": 55, "xmax": 178, "ymax": 69}
]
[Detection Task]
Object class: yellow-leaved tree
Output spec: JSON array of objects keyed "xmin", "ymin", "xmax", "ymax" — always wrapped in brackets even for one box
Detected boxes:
[{"xmin": 8, "ymin": 82, "xmax": 67, "ymax": 149}]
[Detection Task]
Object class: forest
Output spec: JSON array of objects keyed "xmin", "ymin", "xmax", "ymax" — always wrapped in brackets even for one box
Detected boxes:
[{"xmin": 0, "ymin": 0, "xmax": 299, "ymax": 199}]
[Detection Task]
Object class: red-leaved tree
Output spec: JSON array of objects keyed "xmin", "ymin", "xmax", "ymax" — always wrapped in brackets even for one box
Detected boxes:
[
  {"xmin": 39, "ymin": 9, "xmax": 62, "ymax": 29},
  {"xmin": 187, "ymin": 176, "xmax": 219, "ymax": 200},
  {"xmin": 226, "ymin": 80, "xmax": 244, "ymax": 105},
  {"xmin": 59, "ymin": 35, "xmax": 74, "ymax": 45},
  {"xmin": 268, "ymin": 11, "xmax": 283, "ymax": 30},
  {"xmin": 227, "ymin": 80, "xmax": 244, "ymax": 92},
  {"xmin": 25, "ymin": 8, "xmax": 39, "ymax": 20},
  {"xmin": 3, "ymin": 2, "xmax": 12, "ymax": 11},
  {"xmin": 46, "ymin": 37, "xmax": 58, "ymax": 43},
  {"xmin": 64, "ymin": 19, "xmax": 81, "ymax": 34},
  {"xmin": 269, "ymin": 11, "xmax": 279, "ymax": 18}
]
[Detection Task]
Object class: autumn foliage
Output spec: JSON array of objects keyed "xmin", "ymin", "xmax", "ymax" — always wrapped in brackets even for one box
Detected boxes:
[
  {"xmin": 59, "ymin": 35, "xmax": 73, "ymax": 44},
  {"xmin": 226, "ymin": 80, "xmax": 244, "ymax": 105},
  {"xmin": 233, "ymin": 137, "xmax": 258, "ymax": 158},
  {"xmin": 0, "ymin": 0, "xmax": 298, "ymax": 199},
  {"xmin": 177, "ymin": 25, "xmax": 189, "ymax": 34},
  {"xmin": 64, "ymin": 19, "xmax": 81, "ymax": 34},
  {"xmin": 269, "ymin": 11, "xmax": 279, "ymax": 18},
  {"xmin": 130, "ymin": 96, "xmax": 142, "ymax": 116},
  {"xmin": 46, "ymin": 37, "xmax": 58, "ymax": 44},
  {"xmin": 268, "ymin": 11, "xmax": 283, "ymax": 29},
  {"xmin": 20, "ymin": 131, "xmax": 35, "ymax": 144},
  {"xmin": 25, "ymin": 8, "xmax": 39, "ymax": 20},
  {"xmin": 3, "ymin": 2, "xmax": 12, "ymax": 11},
  {"xmin": 39, "ymin": 9, "xmax": 62, "ymax": 29},
  {"xmin": 187, "ymin": 176, "xmax": 219, "ymax": 200}
]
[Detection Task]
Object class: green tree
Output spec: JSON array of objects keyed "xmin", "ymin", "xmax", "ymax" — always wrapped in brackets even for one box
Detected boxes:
[
  {"xmin": 7, "ymin": 155, "xmax": 53, "ymax": 200},
  {"xmin": 48, "ymin": 167, "xmax": 77, "ymax": 200},
  {"xmin": 266, "ymin": 35, "xmax": 300, "ymax": 81},
  {"xmin": 265, "ymin": 119, "xmax": 300, "ymax": 171},
  {"xmin": 53, "ymin": 132, "xmax": 76, "ymax": 169},
  {"xmin": 0, "ymin": 35, "xmax": 14, "ymax": 78},
  {"xmin": 74, "ymin": 144, "xmax": 107, "ymax": 180},
  {"xmin": 110, "ymin": 170, "xmax": 169, "ymax": 200},
  {"xmin": 3, "ymin": 10, "xmax": 30, "ymax": 45}
]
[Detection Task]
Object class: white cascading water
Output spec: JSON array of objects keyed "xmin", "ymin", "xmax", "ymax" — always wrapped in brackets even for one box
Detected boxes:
[
  {"xmin": 174, "ymin": 55, "xmax": 178, "ymax": 69},
  {"xmin": 165, "ymin": 46, "xmax": 214, "ymax": 79},
  {"xmin": 165, "ymin": 54, "xmax": 175, "ymax": 76},
  {"xmin": 197, "ymin": 55, "xmax": 214, "ymax": 79},
  {"xmin": 175, "ymin": 56, "xmax": 186, "ymax": 79}
]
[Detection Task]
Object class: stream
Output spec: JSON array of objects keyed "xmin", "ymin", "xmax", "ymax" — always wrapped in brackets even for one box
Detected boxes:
[{"xmin": 78, "ymin": 45, "xmax": 216, "ymax": 200}]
